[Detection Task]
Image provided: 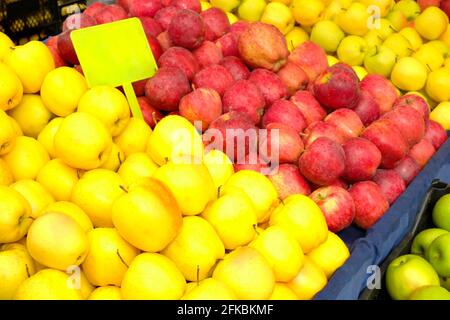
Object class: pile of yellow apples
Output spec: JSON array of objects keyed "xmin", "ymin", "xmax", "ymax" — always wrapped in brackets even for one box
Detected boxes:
[
  {"xmin": 0, "ymin": 33, "xmax": 350, "ymax": 300},
  {"xmin": 204, "ymin": 0, "xmax": 450, "ymax": 130}
]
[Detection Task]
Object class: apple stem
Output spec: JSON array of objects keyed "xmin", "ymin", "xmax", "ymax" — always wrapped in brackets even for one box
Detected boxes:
[
  {"xmin": 279, "ymin": 197, "xmax": 285, "ymax": 206},
  {"xmin": 25, "ymin": 263, "xmax": 30, "ymax": 278},
  {"xmin": 117, "ymin": 152, "xmax": 123, "ymax": 166},
  {"xmin": 119, "ymin": 185, "xmax": 128, "ymax": 193},
  {"xmin": 217, "ymin": 185, "xmax": 222, "ymax": 198},
  {"xmin": 76, "ymin": 170, "xmax": 82, "ymax": 179},
  {"xmin": 196, "ymin": 265, "xmax": 200, "ymax": 286},
  {"xmin": 253, "ymin": 224, "xmax": 260, "ymax": 236},
  {"xmin": 116, "ymin": 249, "xmax": 129, "ymax": 268}
]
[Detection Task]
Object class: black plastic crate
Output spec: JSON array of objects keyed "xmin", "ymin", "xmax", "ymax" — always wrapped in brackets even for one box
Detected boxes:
[{"xmin": 359, "ymin": 179, "xmax": 450, "ymax": 300}]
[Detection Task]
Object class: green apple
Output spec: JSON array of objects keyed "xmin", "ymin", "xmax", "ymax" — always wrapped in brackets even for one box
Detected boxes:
[
  {"xmin": 364, "ymin": 45, "xmax": 397, "ymax": 77},
  {"xmin": 211, "ymin": 0, "xmax": 242, "ymax": 12},
  {"xmin": 409, "ymin": 285, "xmax": 450, "ymax": 300},
  {"xmin": 237, "ymin": 0, "xmax": 267, "ymax": 22},
  {"xmin": 386, "ymin": 254, "xmax": 440, "ymax": 300},
  {"xmin": 433, "ymin": 194, "xmax": 450, "ymax": 231},
  {"xmin": 383, "ymin": 33, "xmax": 413, "ymax": 58},
  {"xmin": 413, "ymin": 44, "xmax": 445, "ymax": 72},
  {"xmin": 310, "ymin": 20, "xmax": 345, "ymax": 53},
  {"xmin": 426, "ymin": 233, "xmax": 450, "ymax": 277},
  {"xmin": 337, "ymin": 35, "xmax": 368, "ymax": 66},
  {"xmin": 441, "ymin": 276, "xmax": 450, "ymax": 290},
  {"xmin": 386, "ymin": 10, "xmax": 407, "ymax": 32},
  {"xmin": 411, "ymin": 228, "xmax": 449, "ymax": 257},
  {"xmin": 336, "ymin": 2, "xmax": 370, "ymax": 36},
  {"xmin": 393, "ymin": 0, "xmax": 421, "ymax": 21}
]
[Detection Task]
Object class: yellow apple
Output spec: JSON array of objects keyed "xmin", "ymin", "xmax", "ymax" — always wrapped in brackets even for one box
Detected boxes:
[
  {"xmin": 89, "ymin": 286, "xmax": 122, "ymax": 300},
  {"xmin": 287, "ymin": 256, "xmax": 328, "ymax": 300},
  {"xmin": 14, "ymin": 269, "xmax": 83, "ymax": 300},
  {"xmin": 213, "ymin": 247, "xmax": 275, "ymax": 300},
  {"xmin": 200, "ymin": 1, "xmax": 212, "ymax": 11},
  {"xmin": 0, "ymin": 62, "xmax": 23, "ymax": 111},
  {"xmin": 250, "ymin": 225, "xmax": 305, "ymax": 282},
  {"xmin": 100, "ymin": 142, "xmax": 125, "ymax": 172},
  {"xmin": 9, "ymin": 94, "xmax": 53, "ymax": 138},
  {"xmin": 360, "ymin": 0, "xmax": 394, "ymax": 17},
  {"xmin": 337, "ymin": 35, "xmax": 368, "ymax": 66},
  {"xmin": 425, "ymin": 40, "xmax": 450, "ymax": 60},
  {"xmin": 203, "ymin": 149, "xmax": 234, "ymax": 190},
  {"xmin": 383, "ymin": 33, "xmax": 413, "ymax": 58},
  {"xmin": 226, "ymin": 12, "xmax": 239, "ymax": 24},
  {"xmin": 285, "ymin": 26, "xmax": 310, "ymax": 51},
  {"xmin": 364, "ymin": 30, "xmax": 383, "ymax": 48},
  {"xmin": 153, "ymin": 162, "xmax": 216, "ymax": 216},
  {"xmin": 426, "ymin": 68, "xmax": 450, "ymax": 102},
  {"xmin": 36, "ymin": 159, "xmax": 79, "ymax": 202},
  {"xmin": 112, "ymin": 179, "xmax": 183, "ymax": 252},
  {"xmin": 0, "ymin": 32, "xmax": 14, "ymax": 61},
  {"xmin": 399, "ymin": 27, "xmax": 423, "ymax": 51},
  {"xmin": 54, "ymin": 112, "xmax": 112, "ymax": 170},
  {"xmin": 182, "ymin": 278, "xmax": 237, "ymax": 300},
  {"xmin": 0, "ymin": 186, "xmax": 32, "ymax": 243},
  {"xmin": 40, "ymin": 67, "xmax": 88, "ymax": 117},
  {"xmin": 440, "ymin": 24, "xmax": 450, "ymax": 48},
  {"xmin": 290, "ymin": 0, "xmax": 325, "ymax": 27},
  {"xmin": 162, "ymin": 216, "xmax": 225, "ymax": 281},
  {"xmin": 147, "ymin": 115, "xmax": 203, "ymax": 166},
  {"xmin": 336, "ymin": 2, "xmax": 370, "ymax": 36},
  {"xmin": 327, "ymin": 54, "xmax": 340, "ymax": 66},
  {"xmin": 237, "ymin": 0, "xmax": 267, "ymax": 22},
  {"xmin": 391, "ymin": 57, "xmax": 428, "ymax": 91},
  {"xmin": 222, "ymin": 170, "xmax": 279, "ymax": 223},
  {"xmin": 114, "ymin": 117, "xmax": 151, "ymax": 157},
  {"xmin": 0, "ymin": 243, "xmax": 35, "ymax": 299},
  {"xmin": 118, "ymin": 152, "xmax": 158, "ymax": 187},
  {"xmin": 121, "ymin": 253, "xmax": 186, "ymax": 300},
  {"xmin": 261, "ymin": 2, "xmax": 295, "ymax": 35},
  {"xmin": 0, "ymin": 158, "xmax": 13, "ymax": 186},
  {"xmin": 393, "ymin": 0, "xmax": 421, "ymax": 21},
  {"xmin": 71, "ymin": 169, "xmax": 125, "ymax": 227},
  {"xmin": 77, "ymin": 86, "xmax": 130, "ymax": 137},
  {"xmin": 352, "ymin": 66, "xmax": 369, "ymax": 80},
  {"xmin": 269, "ymin": 194, "xmax": 328, "ymax": 254},
  {"xmin": 10, "ymin": 180, "xmax": 54, "ymax": 219},
  {"xmin": 37, "ymin": 117, "xmax": 63, "ymax": 158},
  {"xmin": 430, "ymin": 101, "xmax": 450, "ymax": 130},
  {"xmin": 364, "ymin": 45, "xmax": 397, "ymax": 77},
  {"xmin": 27, "ymin": 212, "xmax": 89, "ymax": 270},
  {"xmin": 310, "ymin": 20, "xmax": 345, "ymax": 53},
  {"xmin": 41, "ymin": 201, "xmax": 93, "ymax": 233},
  {"xmin": 0, "ymin": 108, "xmax": 18, "ymax": 155},
  {"xmin": 386, "ymin": 9, "xmax": 408, "ymax": 32},
  {"xmin": 210, "ymin": 0, "xmax": 241, "ymax": 12},
  {"xmin": 269, "ymin": 283, "xmax": 299, "ymax": 300},
  {"xmin": 413, "ymin": 44, "xmax": 445, "ymax": 72},
  {"xmin": 415, "ymin": 7, "xmax": 449, "ymax": 40},
  {"xmin": 82, "ymin": 228, "xmax": 139, "ymax": 287},
  {"xmin": 2, "ymin": 136, "xmax": 49, "ymax": 181},
  {"xmin": 322, "ymin": 0, "xmax": 353, "ymax": 21},
  {"xmin": 3, "ymin": 41, "xmax": 55, "ymax": 94},
  {"xmin": 202, "ymin": 189, "xmax": 257, "ymax": 250}
]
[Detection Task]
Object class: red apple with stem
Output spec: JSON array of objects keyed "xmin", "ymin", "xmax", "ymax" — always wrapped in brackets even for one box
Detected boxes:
[
  {"xmin": 201, "ymin": 7, "xmax": 230, "ymax": 41},
  {"xmin": 288, "ymin": 41, "xmax": 328, "ymax": 81},
  {"xmin": 290, "ymin": 90, "xmax": 327, "ymax": 125},
  {"xmin": 382, "ymin": 106, "xmax": 426, "ymax": 147},
  {"xmin": 360, "ymin": 74, "xmax": 399, "ymax": 115},
  {"xmin": 303, "ymin": 121, "xmax": 345, "ymax": 148},
  {"xmin": 325, "ymin": 108, "xmax": 365, "ymax": 141},
  {"xmin": 277, "ymin": 61, "xmax": 309, "ymax": 96},
  {"xmin": 137, "ymin": 96, "xmax": 163, "ymax": 129}
]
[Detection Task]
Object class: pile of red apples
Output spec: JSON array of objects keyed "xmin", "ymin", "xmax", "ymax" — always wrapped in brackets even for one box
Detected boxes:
[{"xmin": 48, "ymin": 0, "xmax": 448, "ymax": 233}]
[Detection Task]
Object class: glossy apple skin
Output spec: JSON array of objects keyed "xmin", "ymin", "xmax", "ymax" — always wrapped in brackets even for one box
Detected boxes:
[
  {"xmin": 353, "ymin": 90, "xmax": 381, "ymax": 126},
  {"xmin": 193, "ymin": 41, "xmax": 223, "ymax": 69},
  {"xmin": 220, "ymin": 56, "xmax": 250, "ymax": 81},
  {"xmin": 411, "ymin": 228, "xmax": 449, "ymax": 257},
  {"xmin": 349, "ymin": 181, "xmax": 389, "ymax": 230},
  {"xmin": 426, "ymin": 233, "xmax": 450, "ymax": 278},
  {"xmin": 158, "ymin": 47, "xmax": 199, "ymax": 81},
  {"xmin": 201, "ymin": 7, "xmax": 230, "ymax": 42},
  {"xmin": 259, "ymin": 123, "xmax": 304, "ymax": 164},
  {"xmin": 310, "ymin": 186, "xmax": 355, "ymax": 233},
  {"xmin": 393, "ymin": 94, "xmax": 430, "ymax": 125},
  {"xmin": 277, "ymin": 62, "xmax": 309, "ymax": 96},
  {"xmin": 137, "ymin": 97, "xmax": 163, "ymax": 129},
  {"xmin": 386, "ymin": 254, "xmax": 440, "ymax": 300},
  {"xmin": 408, "ymin": 138, "xmax": 436, "ymax": 168},
  {"xmin": 303, "ymin": 121, "xmax": 345, "ymax": 148},
  {"xmin": 360, "ymin": 74, "xmax": 399, "ymax": 115},
  {"xmin": 382, "ymin": 106, "xmax": 426, "ymax": 147},
  {"xmin": 290, "ymin": 91, "xmax": 327, "ymax": 126},
  {"xmin": 424, "ymin": 120, "xmax": 448, "ymax": 150},
  {"xmin": 261, "ymin": 100, "xmax": 307, "ymax": 134},
  {"xmin": 393, "ymin": 156, "xmax": 421, "ymax": 185},
  {"xmin": 342, "ymin": 137, "xmax": 382, "ymax": 182},
  {"xmin": 248, "ymin": 69, "xmax": 288, "ymax": 107},
  {"xmin": 325, "ymin": 108, "xmax": 365, "ymax": 141},
  {"xmin": 268, "ymin": 164, "xmax": 311, "ymax": 199},
  {"xmin": 288, "ymin": 41, "xmax": 328, "ymax": 81},
  {"xmin": 234, "ymin": 153, "xmax": 270, "ymax": 175},
  {"xmin": 372, "ymin": 169, "xmax": 406, "ymax": 205},
  {"xmin": 409, "ymin": 285, "xmax": 450, "ymax": 300}
]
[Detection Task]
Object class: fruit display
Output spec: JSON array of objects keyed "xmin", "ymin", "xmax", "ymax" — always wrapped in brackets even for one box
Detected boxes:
[{"xmin": 0, "ymin": 0, "xmax": 449, "ymax": 301}]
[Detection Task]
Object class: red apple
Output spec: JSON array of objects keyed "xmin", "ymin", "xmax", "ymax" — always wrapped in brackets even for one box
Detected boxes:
[
  {"xmin": 298, "ymin": 137, "xmax": 346, "ymax": 186},
  {"xmin": 46, "ymin": 36, "xmax": 58, "ymax": 48},
  {"xmin": 193, "ymin": 41, "xmax": 223, "ymax": 69},
  {"xmin": 408, "ymin": 138, "xmax": 436, "ymax": 168},
  {"xmin": 342, "ymin": 137, "xmax": 382, "ymax": 182},
  {"xmin": 310, "ymin": 186, "xmax": 355, "ymax": 233},
  {"xmin": 201, "ymin": 7, "xmax": 230, "ymax": 41},
  {"xmin": 313, "ymin": 63, "xmax": 360, "ymax": 110},
  {"xmin": 325, "ymin": 108, "xmax": 365, "ymax": 141},
  {"xmin": 418, "ymin": 0, "xmax": 441, "ymax": 10},
  {"xmin": 360, "ymin": 74, "xmax": 399, "ymax": 115},
  {"xmin": 62, "ymin": 13, "xmax": 96, "ymax": 32},
  {"xmin": 132, "ymin": 79, "xmax": 147, "ymax": 97},
  {"xmin": 192, "ymin": 64, "xmax": 235, "ymax": 96},
  {"xmin": 93, "ymin": 4, "xmax": 128, "ymax": 24},
  {"xmin": 268, "ymin": 164, "xmax": 311, "ymax": 199},
  {"xmin": 382, "ymin": 106, "xmax": 426, "ymax": 146},
  {"xmin": 146, "ymin": 35, "xmax": 163, "ymax": 61},
  {"xmin": 424, "ymin": 120, "xmax": 448, "ymax": 150},
  {"xmin": 277, "ymin": 62, "xmax": 309, "ymax": 96},
  {"xmin": 290, "ymin": 90, "xmax": 327, "ymax": 125},
  {"xmin": 238, "ymin": 22, "xmax": 289, "ymax": 72},
  {"xmin": 259, "ymin": 123, "xmax": 304, "ymax": 164},
  {"xmin": 393, "ymin": 156, "xmax": 421, "ymax": 185},
  {"xmin": 205, "ymin": 111, "xmax": 258, "ymax": 162},
  {"xmin": 303, "ymin": 121, "xmax": 345, "ymax": 148},
  {"xmin": 372, "ymin": 169, "xmax": 406, "ymax": 205},
  {"xmin": 350, "ymin": 181, "xmax": 389, "ymax": 230},
  {"xmin": 154, "ymin": 6, "xmax": 181, "ymax": 30},
  {"xmin": 361, "ymin": 119, "xmax": 409, "ymax": 169},
  {"xmin": 168, "ymin": 9, "xmax": 205, "ymax": 50},
  {"xmin": 288, "ymin": 41, "xmax": 328, "ymax": 81},
  {"xmin": 441, "ymin": 0, "xmax": 450, "ymax": 18},
  {"xmin": 261, "ymin": 99, "xmax": 307, "ymax": 134},
  {"xmin": 179, "ymin": 88, "xmax": 223, "ymax": 131},
  {"xmin": 84, "ymin": 3, "xmax": 105, "ymax": 19},
  {"xmin": 230, "ymin": 21, "xmax": 250, "ymax": 35},
  {"xmin": 74, "ymin": 65, "xmax": 83, "ymax": 75},
  {"xmin": 169, "ymin": 0, "xmax": 201, "ymax": 13},
  {"xmin": 222, "ymin": 80, "xmax": 265, "ymax": 124},
  {"xmin": 158, "ymin": 47, "xmax": 199, "ymax": 80},
  {"xmin": 220, "ymin": 56, "xmax": 250, "ymax": 81},
  {"xmin": 144, "ymin": 66, "xmax": 191, "ymax": 111},
  {"xmin": 128, "ymin": 0, "xmax": 163, "ymax": 17},
  {"xmin": 47, "ymin": 45, "xmax": 67, "ymax": 68},
  {"xmin": 138, "ymin": 96, "xmax": 163, "ymax": 129},
  {"xmin": 393, "ymin": 94, "xmax": 430, "ymax": 125},
  {"xmin": 248, "ymin": 69, "xmax": 288, "ymax": 106},
  {"xmin": 215, "ymin": 32, "xmax": 240, "ymax": 57},
  {"xmin": 57, "ymin": 31, "xmax": 78, "ymax": 65},
  {"xmin": 353, "ymin": 90, "xmax": 381, "ymax": 126},
  {"xmin": 139, "ymin": 17, "xmax": 163, "ymax": 37},
  {"xmin": 117, "ymin": 0, "xmax": 131, "ymax": 11},
  {"xmin": 234, "ymin": 153, "xmax": 270, "ymax": 175},
  {"xmin": 156, "ymin": 31, "xmax": 172, "ymax": 51}
]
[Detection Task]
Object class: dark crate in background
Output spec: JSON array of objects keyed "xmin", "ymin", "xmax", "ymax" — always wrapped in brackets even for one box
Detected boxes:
[{"xmin": 1, "ymin": 0, "xmax": 87, "ymax": 44}]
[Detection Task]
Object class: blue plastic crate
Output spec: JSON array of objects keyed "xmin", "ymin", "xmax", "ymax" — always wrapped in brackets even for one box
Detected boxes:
[{"xmin": 315, "ymin": 133, "xmax": 450, "ymax": 300}]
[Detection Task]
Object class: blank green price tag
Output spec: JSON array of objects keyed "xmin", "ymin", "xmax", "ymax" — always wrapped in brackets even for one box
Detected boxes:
[{"xmin": 71, "ymin": 18, "xmax": 158, "ymax": 119}]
